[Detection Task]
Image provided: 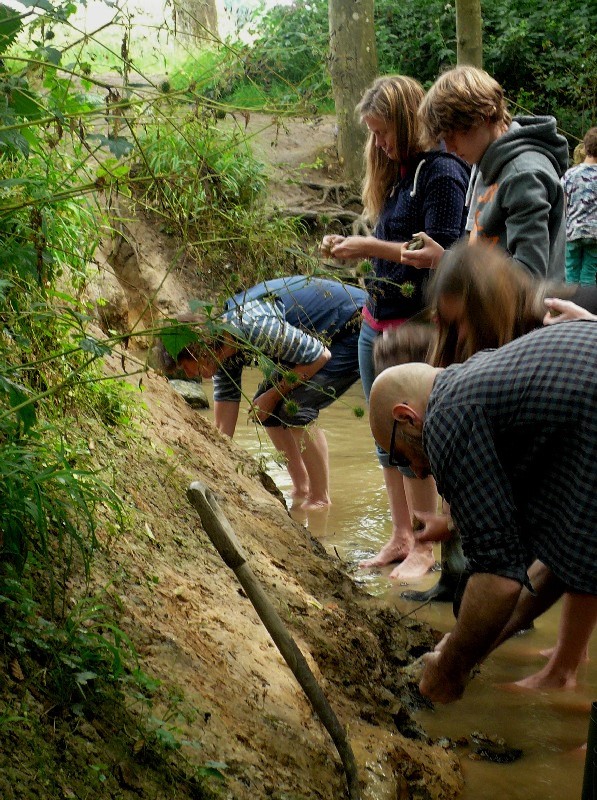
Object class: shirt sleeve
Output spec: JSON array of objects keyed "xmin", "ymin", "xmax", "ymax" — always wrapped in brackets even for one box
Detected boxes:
[
  {"xmin": 426, "ymin": 404, "xmax": 529, "ymax": 584},
  {"xmin": 499, "ymin": 169, "xmax": 554, "ymax": 278}
]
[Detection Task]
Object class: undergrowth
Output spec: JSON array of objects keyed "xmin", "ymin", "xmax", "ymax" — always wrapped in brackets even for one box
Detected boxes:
[{"xmin": 0, "ymin": 2, "xmax": 257, "ymax": 794}]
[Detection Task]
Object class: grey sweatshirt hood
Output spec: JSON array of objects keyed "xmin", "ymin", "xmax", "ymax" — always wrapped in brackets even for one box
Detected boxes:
[{"xmin": 479, "ymin": 116, "xmax": 569, "ymax": 184}]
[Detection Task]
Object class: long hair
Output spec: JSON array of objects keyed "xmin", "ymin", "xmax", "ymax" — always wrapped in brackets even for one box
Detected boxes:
[
  {"xmin": 356, "ymin": 75, "xmax": 425, "ymax": 222},
  {"xmin": 426, "ymin": 241, "xmax": 575, "ymax": 367}
]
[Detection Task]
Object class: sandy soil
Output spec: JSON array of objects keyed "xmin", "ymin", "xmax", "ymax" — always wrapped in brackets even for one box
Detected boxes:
[
  {"xmin": 89, "ymin": 348, "xmax": 464, "ymax": 799},
  {"xmin": 80, "ymin": 104, "xmax": 466, "ymax": 794}
]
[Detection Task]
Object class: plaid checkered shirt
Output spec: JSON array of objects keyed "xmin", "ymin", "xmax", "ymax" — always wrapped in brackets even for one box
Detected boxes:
[{"xmin": 424, "ymin": 320, "xmax": 597, "ymax": 593}]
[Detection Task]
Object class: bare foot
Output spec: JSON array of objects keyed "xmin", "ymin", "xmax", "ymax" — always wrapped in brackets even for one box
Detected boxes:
[
  {"xmin": 301, "ymin": 497, "xmax": 331, "ymax": 512},
  {"xmin": 434, "ymin": 633, "xmax": 451, "ymax": 653},
  {"xmin": 359, "ymin": 537, "xmax": 413, "ymax": 569},
  {"xmin": 388, "ymin": 545, "xmax": 435, "ymax": 580},
  {"xmin": 512, "ymin": 667, "xmax": 577, "ymax": 691}
]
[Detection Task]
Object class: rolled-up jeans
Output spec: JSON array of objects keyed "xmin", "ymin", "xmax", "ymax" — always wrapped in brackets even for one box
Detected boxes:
[{"xmin": 257, "ymin": 330, "xmax": 361, "ymax": 428}]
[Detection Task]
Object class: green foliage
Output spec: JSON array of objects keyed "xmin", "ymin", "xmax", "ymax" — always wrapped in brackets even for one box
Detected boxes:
[
  {"xmin": 0, "ymin": 0, "xmax": 146, "ymax": 730},
  {"xmin": 235, "ymin": 0, "xmax": 330, "ymax": 111},
  {"xmin": 376, "ymin": 0, "xmax": 595, "ymax": 140},
  {"xmin": 376, "ymin": 0, "xmax": 456, "ymax": 83},
  {"xmin": 137, "ymin": 116, "xmax": 267, "ymax": 221},
  {"xmin": 0, "ymin": 426, "xmax": 114, "ymax": 576},
  {"xmin": 179, "ymin": 1, "xmax": 332, "ymax": 112},
  {"xmin": 0, "ymin": 576, "xmax": 135, "ymax": 709},
  {"xmin": 211, "ymin": 0, "xmax": 594, "ymax": 143},
  {"xmin": 483, "ymin": 0, "xmax": 596, "ymax": 136},
  {"xmin": 133, "ymin": 113, "xmax": 303, "ymax": 290}
]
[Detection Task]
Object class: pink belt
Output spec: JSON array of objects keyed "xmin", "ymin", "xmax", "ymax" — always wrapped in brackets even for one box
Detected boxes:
[{"xmin": 362, "ymin": 306, "xmax": 408, "ymax": 332}]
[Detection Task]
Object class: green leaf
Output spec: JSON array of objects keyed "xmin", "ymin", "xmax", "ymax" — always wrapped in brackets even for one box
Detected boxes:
[
  {"xmin": 188, "ymin": 299, "xmax": 214, "ymax": 314},
  {"xmin": 197, "ymin": 762, "xmax": 228, "ymax": 779},
  {"xmin": 10, "ymin": 88, "xmax": 43, "ymax": 120},
  {"xmin": 75, "ymin": 670, "xmax": 98, "ymax": 685},
  {"xmin": 18, "ymin": 0, "xmax": 53, "ymax": 11},
  {"xmin": 0, "ymin": 4, "xmax": 23, "ymax": 56},
  {"xmin": 0, "ymin": 278, "xmax": 12, "ymax": 299},
  {"xmin": 0, "ymin": 128, "xmax": 30, "ymax": 158},
  {"xmin": 159, "ymin": 323, "xmax": 198, "ymax": 361},
  {"xmin": 87, "ymin": 134, "xmax": 134, "ymax": 159},
  {"xmin": 78, "ymin": 337, "xmax": 111, "ymax": 357},
  {"xmin": 42, "ymin": 46, "xmax": 61, "ymax": 65},
  {"xmin": 0, "ymin": 375, "xmax": 36, "ymax": 432}
]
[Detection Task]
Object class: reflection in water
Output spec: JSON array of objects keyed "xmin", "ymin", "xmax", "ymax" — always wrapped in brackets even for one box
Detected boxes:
[{"xmin": 200, "ymin": 370, "xmax": 595, "ymax": 800}]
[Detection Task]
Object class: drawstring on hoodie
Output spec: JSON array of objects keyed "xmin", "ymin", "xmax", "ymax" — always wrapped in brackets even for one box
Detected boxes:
[{"xmin": 410, "ymin": 158, "xmax": 426, "ymax": 197}]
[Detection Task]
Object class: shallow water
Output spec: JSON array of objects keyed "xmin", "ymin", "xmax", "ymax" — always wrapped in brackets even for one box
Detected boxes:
[{"xmin": 199, "ymin": 371, "xmax": 595, "ymax": 800}]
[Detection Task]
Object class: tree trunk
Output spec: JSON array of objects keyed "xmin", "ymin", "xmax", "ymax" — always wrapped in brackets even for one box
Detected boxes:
[
  {"xmin": 328, "ymin": 0, "xmax": 377, "ymax": 186},
  {"xmin": 173, "ymin": 0, "xmax": 219, "ymax": 41},
  {"xmin": 455, "ymin": 0, "xmax": 482, "ymax": 67}
]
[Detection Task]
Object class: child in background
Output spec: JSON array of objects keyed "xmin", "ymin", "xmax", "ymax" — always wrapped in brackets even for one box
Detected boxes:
[{"xmin": 562, "ymin": 127, "xmax": 597, "ymax": 285}]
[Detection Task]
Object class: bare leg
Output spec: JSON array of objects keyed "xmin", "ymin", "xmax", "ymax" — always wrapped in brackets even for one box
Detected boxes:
[
  {"xmin": 266, "ymin": 426, "xmax": 309, "ymax": 499},
  {"xmin": 291, "ymin": 425, "xmax": 331, "ymax": 510},
  {"xmin": 514, "ymin": 593, "xmax": 597, "ymax": 690},
  {"xmin": 359, "ymin": 467, "xmax": 414, "ymax": 568},
  {"xmin": 539, "ymin": 642, "xmax": 589, "ymax": 662},
  {"xmin": 389, "ymin": 475, "xmax": 436, "ymax": 580}
]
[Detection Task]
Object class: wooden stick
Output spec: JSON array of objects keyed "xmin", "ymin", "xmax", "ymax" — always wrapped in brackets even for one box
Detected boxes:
[{"xmin": 187, "ymin": 481, "xmax": 361, "ymax": 800}]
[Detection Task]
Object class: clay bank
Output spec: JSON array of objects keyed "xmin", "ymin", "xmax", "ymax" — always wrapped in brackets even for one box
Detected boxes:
[{"xmin": 96, "ymin": 351, "xmax": 464, "ymax": 800}]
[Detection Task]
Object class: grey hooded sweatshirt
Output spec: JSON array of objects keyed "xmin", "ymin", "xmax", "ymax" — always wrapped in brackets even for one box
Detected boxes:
[{"xmin": 468, "ymin": 116, "xmax": 569, "ymax": 280}]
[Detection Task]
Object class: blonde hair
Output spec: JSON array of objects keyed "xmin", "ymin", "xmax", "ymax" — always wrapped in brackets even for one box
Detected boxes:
[
  {"xmin": 357, "ymin": 75, "xmax": 425, "ymax": 221},
  {"xmin": 419, "ymin": 66, "xmax": 512, "ymax": 143}
]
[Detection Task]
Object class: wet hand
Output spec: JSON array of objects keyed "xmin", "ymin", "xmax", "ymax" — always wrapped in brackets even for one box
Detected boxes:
[
  {"xmin": 400, "ymin": 232, "xmax": 444, "ymax": 269},
  {"xmin": 419, "ymin": 650, "xmax": 467, "ymax": 704},
  {"xmin": 412, "ymin": 511, "xmax": 452, "ymax": 543},
  {"xmin": 320, "ymin": 234, "xmax": 345, "ymax": 258}
]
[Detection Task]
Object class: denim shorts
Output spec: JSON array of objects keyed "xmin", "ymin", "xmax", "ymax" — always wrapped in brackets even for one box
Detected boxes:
[{"xmin": 257, "ymin": 331, "xmax": 361, "ymax": 427}]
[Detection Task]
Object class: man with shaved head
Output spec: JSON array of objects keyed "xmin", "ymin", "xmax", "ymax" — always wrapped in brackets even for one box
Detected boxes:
[{"xmin": 369, "ymin": 319, "xmax": 597, "ymax": 703}]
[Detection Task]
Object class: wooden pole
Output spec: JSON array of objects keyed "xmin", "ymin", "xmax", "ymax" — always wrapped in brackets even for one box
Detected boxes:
[{"xmin": 187, "ymin": 481, "xmax": 361, "ymax": 800}]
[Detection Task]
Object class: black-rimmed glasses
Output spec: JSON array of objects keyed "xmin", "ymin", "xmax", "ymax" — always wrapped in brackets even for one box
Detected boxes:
[{"xmin": 388, "ymin": 419, "xmax": 412, "ymax": 469}]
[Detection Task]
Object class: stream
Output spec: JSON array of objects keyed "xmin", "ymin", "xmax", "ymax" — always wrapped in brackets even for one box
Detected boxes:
[{"xmin": 201, "ymin": 371, "xmax": 594, "ymax": 800}]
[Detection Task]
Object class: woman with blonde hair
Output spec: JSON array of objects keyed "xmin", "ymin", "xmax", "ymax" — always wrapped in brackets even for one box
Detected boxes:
[{"xmin": 321, "ymin": 75, "xmax": 470, "ymax": 580}]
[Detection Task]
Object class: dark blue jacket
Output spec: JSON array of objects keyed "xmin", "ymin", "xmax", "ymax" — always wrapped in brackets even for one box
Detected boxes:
[{"xmin": 367, "ymin": 151, "xmax": 470, "ymax": 321}]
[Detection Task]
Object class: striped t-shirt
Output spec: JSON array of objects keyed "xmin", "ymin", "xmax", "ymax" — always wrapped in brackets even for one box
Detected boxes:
[{"xmin": 213, "ymin": 298, "xmax": 325, "ymax": 402}]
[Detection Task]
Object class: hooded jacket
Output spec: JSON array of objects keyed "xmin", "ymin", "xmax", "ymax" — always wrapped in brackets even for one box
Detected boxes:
[
  {"xmin": 366, "ymin": 150, "xmax": 470, "ymax": 322},
  {"xmin": 469, "ymin": 116, "xmax": 569, "ymax": 280}
]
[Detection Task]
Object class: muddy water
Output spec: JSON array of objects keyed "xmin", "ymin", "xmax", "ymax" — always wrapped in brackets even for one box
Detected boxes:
[{"xmin": 200, "ymin": 371, "xmax": 595, "ymax": 800}]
